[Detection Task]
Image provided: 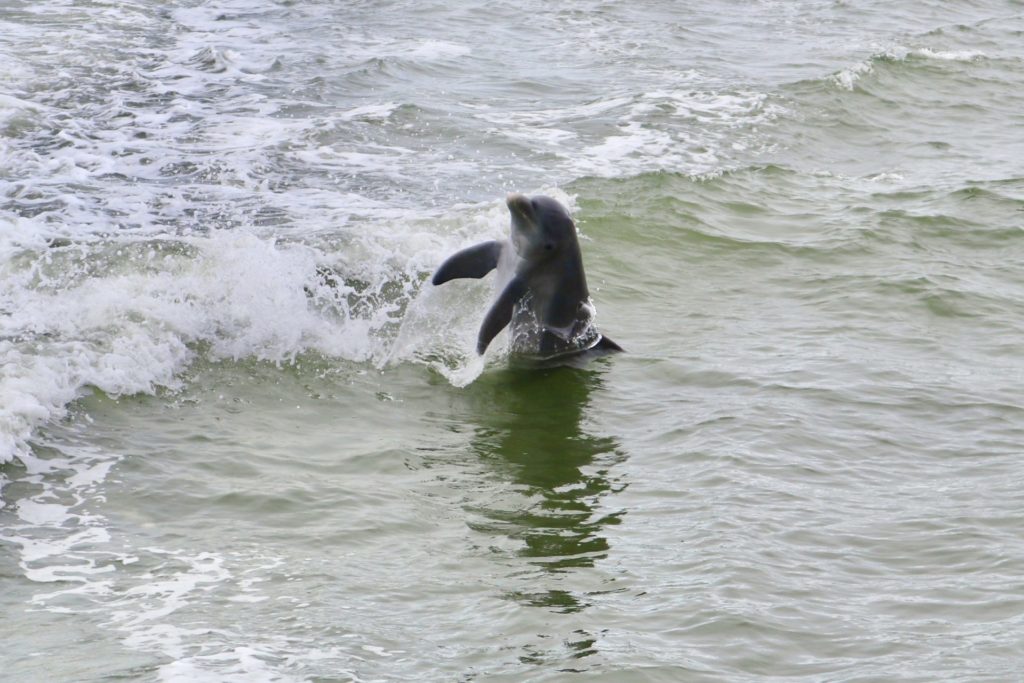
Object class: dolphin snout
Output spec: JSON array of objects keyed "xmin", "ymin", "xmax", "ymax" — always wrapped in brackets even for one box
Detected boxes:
[
  {"xmin": 506, "ymin": 192, "xmax": 531, "ymax": 217},
  {"xmin": 505, "ymin": 193, "xmax": 535, "ymax": 254}
]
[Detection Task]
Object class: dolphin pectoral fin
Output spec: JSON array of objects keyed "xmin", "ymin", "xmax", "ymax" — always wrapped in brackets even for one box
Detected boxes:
[
  {"xmin": 595, "ymin": 335, "xmax": 623, "ymax": 352},
  {"xmin": 476, "ymin": 276, "xmax": 528, "ymax": 355},
  {"xmin": 432, "ymin": 241, "xmax": 503, "ymax": 285}
]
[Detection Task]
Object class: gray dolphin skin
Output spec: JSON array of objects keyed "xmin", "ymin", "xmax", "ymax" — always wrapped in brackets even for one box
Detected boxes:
[{"xmin": 432, "ymin": 193, "xmax": 622, "ymax": 360}]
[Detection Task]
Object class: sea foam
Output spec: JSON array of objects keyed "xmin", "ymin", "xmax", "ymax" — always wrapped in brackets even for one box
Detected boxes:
[{"xmin": 0, "ymin": 192, "xmax": 548, "ymax": 480}]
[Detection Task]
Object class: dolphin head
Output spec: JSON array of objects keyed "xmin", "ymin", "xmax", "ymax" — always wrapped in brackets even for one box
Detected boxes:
[{"xmin": 506, "ymin": 193, "xmax": 578, "ymax": 262}]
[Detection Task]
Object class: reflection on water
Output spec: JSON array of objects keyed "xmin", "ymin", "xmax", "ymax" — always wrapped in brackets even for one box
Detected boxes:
[{"xmin": 459, "ymin": 365, "xmax": 626, "ymax": 620}]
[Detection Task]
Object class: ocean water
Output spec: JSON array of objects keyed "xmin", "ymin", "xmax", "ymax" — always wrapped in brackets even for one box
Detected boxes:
[{"xmin": 2, "ymin": 0, "xmax": 1024, "ymax": 680}]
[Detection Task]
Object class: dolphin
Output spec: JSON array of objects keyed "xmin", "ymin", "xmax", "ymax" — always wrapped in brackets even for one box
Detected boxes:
[{"xmin": 432, "ymin": 193, "xmax": 622, "ymax": 361}]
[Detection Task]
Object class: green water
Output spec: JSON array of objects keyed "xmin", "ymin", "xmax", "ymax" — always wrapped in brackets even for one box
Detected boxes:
[
  {"xmin": 4, "ymin": 0, "xmax": 1024, "ymax": 680},
  {"xmin": 7, "ymin": 166, "xmax": 1024, "ymax": 679}
]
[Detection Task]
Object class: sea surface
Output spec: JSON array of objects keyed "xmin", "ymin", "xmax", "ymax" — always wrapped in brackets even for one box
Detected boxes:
[{"xmin": 2, "ymin": 1, "xmax": 1024, "ymax": 681}]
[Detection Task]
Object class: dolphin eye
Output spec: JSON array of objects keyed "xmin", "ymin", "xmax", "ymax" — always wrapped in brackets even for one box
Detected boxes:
[{"xmin": 544, "ymin": 242, "xmax": 554, "ymax": 251}]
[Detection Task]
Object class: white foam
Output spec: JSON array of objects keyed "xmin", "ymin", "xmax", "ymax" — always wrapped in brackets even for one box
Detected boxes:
[
  {"xmin": 403, "ymin": 39, "xmax": 471, "ymax": 61},
  {"xmin": 337, "ymin": 102, "xmax": 401, "ymax": 122},
  {"xmin": 914, "ymin": 47, "xmax": 984, "ymax": 62},
  {"xmin": 16, "ymin": 500, "xmax": 73, "ymax": 526},
  {"xmin": 0, "ymin": 331, "xmax": 192, "ymax": 470},
  {"xmin": 9, "ymin": 468, "xmax": 311, "ymax": 682},
  {"xmin": 866, "ymin": 172, "xmax": 906, "ymax": 183},
  {"xmin": 116, "ymin": 552, "xmax": 231, "ymax": 625},
  {"xmin": 831, "ymin": 44, "xmax": 986, "ymax": 90},
  {"xmin": 476, "ymin": 96, "xmax": 635, "ymax": 127},
  {"xmin": 158, "ymin": 649, "xmax": 308, "ymax": 683},
  {"xmin": 0, "ymin": 93, "xmax": 49, "ymax": 113},
  {"xmin": 339, "ymin": 35, "xmax": 472, "ymax": 64},
  {"xmin": 66, "ymin": 459, "xmax": 117, "ymax": 489},
  {"xmin": 831, "ymin": 59, "xmax": 876, "ymax": 90},
  {"xmin": 1, "ymin": 200, "xmax": 536, "ymax": 472},
  {"xmin": 2, "ymin": 416, "xmax": 315, "ymax": 680},
  {"xmin": 475, "ymin": 86, "xmax": 780, "ymax": 179}
]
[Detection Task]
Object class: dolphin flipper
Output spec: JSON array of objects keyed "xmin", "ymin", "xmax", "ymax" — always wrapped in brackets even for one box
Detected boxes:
[
  {"xmin": 432, "ymin": 241, "xmax": 503, "ymax": 285},
  {"xmin": 477, "ymin": 276, "xmax": 528, "ymax": 355},
  {"xmin": 594, "ymin": 335, "xmax": 623, "ymax": 352}
]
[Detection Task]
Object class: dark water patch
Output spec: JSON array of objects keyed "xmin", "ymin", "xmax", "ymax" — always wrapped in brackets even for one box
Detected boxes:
[{"xmin": 450, "ymin": 366, "xmax": 626, "ymax": 578}]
